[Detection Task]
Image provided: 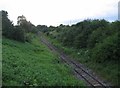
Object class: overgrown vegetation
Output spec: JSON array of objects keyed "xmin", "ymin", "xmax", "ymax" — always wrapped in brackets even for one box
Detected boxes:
[
  {"xmin": 1, "ymin": 10, "xmax": 119, "ymax": 86},
  {"xmin": 2, "ymin": 36, "xmax": 85, "ymax": 86},
  {"xmin": 2, "ymin": 10, "xmax": 86, "ymax": 86},
  {"xmin": 40, "ymin": 19, "xmax": 119, "ymax": 85},
  {"xmin": 2, "ymin": 10, "xmax": 38, "ymax": 42}
]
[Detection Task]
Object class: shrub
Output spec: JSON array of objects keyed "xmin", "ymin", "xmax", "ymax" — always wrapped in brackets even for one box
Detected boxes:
[
  {"xmin": 87, "ymin": 27, "xmax": 111, "ymax": 48},
  {"xmin": 91, "ymin": 32, "xmax": 119, "ymax": 63},
  {"xmin": 74, "ymin": 33, "xmax": 87, "ymax": 48},
  {"xmin": 12, "ymin": 26, "xmax": 25, "ymax": 42},
  {"xmin": 25, "ymin": 33, "xmax": 33, "ymax": 43}
]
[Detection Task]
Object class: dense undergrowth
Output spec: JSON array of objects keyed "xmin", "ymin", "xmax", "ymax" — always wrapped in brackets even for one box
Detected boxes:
[
  {"xmin": 45, "ymin": 35, "xmax": 119, "ymax": 85},
  {"xmin": 41, "ymin": 20, "xmax": 120, "ymax": 85}
]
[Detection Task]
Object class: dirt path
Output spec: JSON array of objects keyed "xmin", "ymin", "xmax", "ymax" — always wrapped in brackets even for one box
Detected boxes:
[{"xmin": 39, "ymin": 33, "xmax": 112, "ymax": 87}]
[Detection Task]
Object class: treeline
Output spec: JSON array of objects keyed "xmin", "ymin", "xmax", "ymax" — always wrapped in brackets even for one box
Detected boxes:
[
  {"xmin": 1, "ymin": 10, "xmax": 120, "ymax": 63},
  {"xmin": 2, "ymin": 10, "xmax": 38, "ymax": 42},
  {"xmin": 41, "ymin": 19, "xmax": 120, "ymax": 63}
]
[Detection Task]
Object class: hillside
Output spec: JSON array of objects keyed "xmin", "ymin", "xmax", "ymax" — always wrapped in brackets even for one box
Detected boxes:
[
  {"xmin": 2, "ymin": 36, "xmax": 85, "ymax": 86},
  {"xmin": 42, "ymin": 20, "xmax": 119, "ymax": 85}
]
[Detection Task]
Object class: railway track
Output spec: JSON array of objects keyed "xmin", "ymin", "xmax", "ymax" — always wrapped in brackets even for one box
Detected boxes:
[{"xmin": 40, "ymin": 35, "xmax": 111, "ymax": 87}]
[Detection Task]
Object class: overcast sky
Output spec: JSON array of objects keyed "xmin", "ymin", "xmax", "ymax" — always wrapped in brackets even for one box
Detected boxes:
[{"xmin": 0, "ymin": 0, "xmax": 119, "ymax": 26}]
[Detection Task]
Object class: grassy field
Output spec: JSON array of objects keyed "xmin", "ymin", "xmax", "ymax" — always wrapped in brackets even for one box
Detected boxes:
[
  {"xmin": 46, "ymin": 35, "xmax": 119, "ymax": 86},
  {"xmin": 2, "ymin": 36, "xmax": 85, "ymax": 86}
]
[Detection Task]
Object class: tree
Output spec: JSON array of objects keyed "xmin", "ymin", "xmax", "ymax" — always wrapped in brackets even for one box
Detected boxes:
[
  {"xmin": 36, "ymin": 25, "xmax": 48, "ymax": 33},
  {"xmin": 17, "ymin": 15, "xmax": 32, "ymax": 33},
  {"xmin": 12, "ymin": 26, "xmax": 25, "ymax": 42},
  {"xmin": 17, "ymin": 15, "xmax": 26, "ymax": 25},
  {"xmin": 2, "ymin": 10, "xmax": 14, "ymax": 38}
]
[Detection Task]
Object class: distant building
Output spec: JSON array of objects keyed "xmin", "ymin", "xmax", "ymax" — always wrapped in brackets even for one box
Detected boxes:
[{"xmin": 118, "ymin": 1, "xmax": 120, "ymax": 21}]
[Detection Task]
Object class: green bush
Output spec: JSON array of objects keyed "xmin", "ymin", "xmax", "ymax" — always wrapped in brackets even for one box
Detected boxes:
[
  {"xmin": 74, "ymin": 33, "xmax": 87, "ymax": 48},
  {"xmin": 25, "ymin": 33, "xmax": 33, "ymax": 43},
  {"xmin": 87, "ymin": 27, "xmax": 111, "ymax": 48},
  {"xmin": 91, "ymin": 32, "xmax": 119, "ymax": 63},
  {"xmin": 12, "ymin": 26, "xmax": 25, "ymax": 42}
]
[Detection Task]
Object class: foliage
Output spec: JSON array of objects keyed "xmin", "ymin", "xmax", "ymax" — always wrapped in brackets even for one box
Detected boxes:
[
  {"xmin": 25, "ymin": 33, "xmax": 34, "ymax": 43},
  {"xmin": 12, "ymin": 26, "xmax": 26, "ymax": 42},
  {"xmin": 91, "ymin": 32, "xmax": 119, "ymax": 62},
  {"xmin": 2, "ymin": 37, "xmax": 85, "ymax": 86},
  {"xmin": 43, "ymin": 19, "xmax": 119, "ymax": 62},
  {"xmin": 2, "ymin": 10, "xmax": 14, "ymax": 38},
  {"xmin": 36, "ymin": 25, "xmax": 48, "ymax": 33},
  {"xmin": 87, "ymin": 27, "xmax": 111, "ymax": 48},
  {"xmin": 2, "ymin": 9, "xmax": 119, "ymax": 85},
  {"xmin": 46, "ymin": 33, "xmax": 119, "ymax": 85},
  {"xmin": 42, "ymin": 19, "xmax": 119, "ymax": 85},
  {"xmin": 2, "ymin": 10, "xmax": 38, "ymax": 42}
]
